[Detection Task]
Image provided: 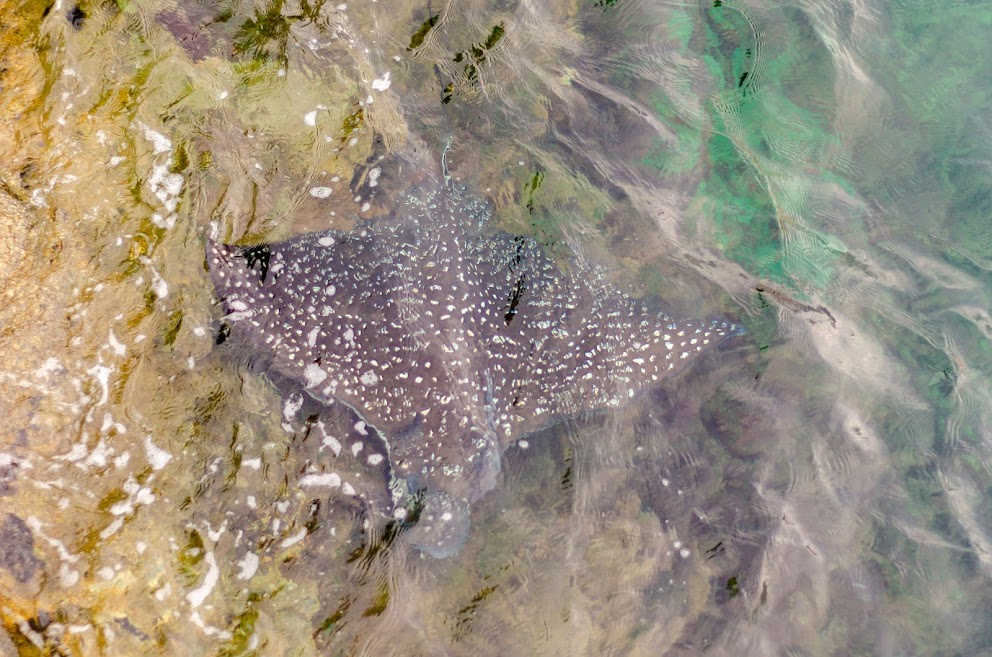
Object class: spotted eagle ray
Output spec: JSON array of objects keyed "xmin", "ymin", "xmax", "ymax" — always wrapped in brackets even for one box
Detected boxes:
[{"xmin": 208, "ymin": 178, "xmax": 742, "ymax": 557}]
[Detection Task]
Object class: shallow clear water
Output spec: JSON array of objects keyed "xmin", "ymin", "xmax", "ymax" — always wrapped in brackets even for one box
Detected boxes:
[{"xmin": 1, "ymin": 0, "xmax": 991, "ymax": 654}]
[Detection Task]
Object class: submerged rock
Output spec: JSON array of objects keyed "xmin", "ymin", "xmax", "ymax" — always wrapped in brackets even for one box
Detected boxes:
[{"xmin": 0, "ymin": 513, "xmax": 42, "ymax": 583}]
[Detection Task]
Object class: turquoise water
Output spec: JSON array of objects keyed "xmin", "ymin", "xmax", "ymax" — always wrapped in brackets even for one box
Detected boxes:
[{"xmin": 1, "ymin": 0, "xmax": 991, "ymax": 654}]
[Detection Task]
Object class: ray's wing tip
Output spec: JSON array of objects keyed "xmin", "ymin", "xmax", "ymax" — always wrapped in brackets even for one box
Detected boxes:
[
  {"xmin": 205, "ymin": 238, "xmax": 233, "ymax": 253},
  {"xmin": 707, "ymin": 318, "xmax": 747, "ymax": 340},
  {"xmin": 205, "ymin": 238, "xmax": 238, "ymax": 273}
]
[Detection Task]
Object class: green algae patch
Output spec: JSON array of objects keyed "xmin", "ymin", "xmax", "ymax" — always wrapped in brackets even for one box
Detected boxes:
[
  {"xmin": 162, "ymin": 309, "xmax": 184, "ymax": 347},
  {"xmin": 666, "ymin": 8, "xmax": 694, "ymax": 52},
  {"xmin": 313, "ymin": 596, "xmax": 352, "ymax": 637},
  {"xmin": 340, "ymin": 107, "xmax": 364, "ymax": 142},
  {"xmin": 695, "ymin": 137, "xmax": 785, "ymax": 283},
  {"xmin": 676, "ymin": 1, "xmax": 855, "ymax": 294},
  {"xmin": 640, "ymin": 128, "xmax": 701, "ymax": 177},
  {"xmin": 177, "ymin": 530, "xmax": 206, "ymax": 586},
  {"xmin": 361, "ymin": 581, "xmax": 390, "ymax": 617},
  {"xmin": 233, "ymin": 0, "xmax": 293, "ymax": 63},
  {"xmin": 407, "ymin": 13, "xmax": 439, "ymax": 51}
]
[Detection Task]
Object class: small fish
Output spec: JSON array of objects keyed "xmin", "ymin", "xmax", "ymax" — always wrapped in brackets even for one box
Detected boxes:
[{"xmin": 208, "ymin": 179, "xmax": 742, "ymax": 556}]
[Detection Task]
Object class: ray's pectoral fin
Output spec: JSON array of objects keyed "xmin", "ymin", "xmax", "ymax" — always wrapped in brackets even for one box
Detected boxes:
[{"xmin": 278, "ymin": 388, "xmax": 395, "ymax": 519}]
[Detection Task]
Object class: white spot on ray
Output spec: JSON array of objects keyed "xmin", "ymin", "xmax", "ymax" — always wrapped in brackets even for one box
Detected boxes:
[
  {"xmin": 320, "ymin": 428, "xmax": 342, "ymax": 456},
  {"xmin": 304, "ymin": 363, "xmax": 327, "ymax": 387},
  {"xmin": 283, "ymin": 395, "xmax": 303, "ymax": 421}
]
